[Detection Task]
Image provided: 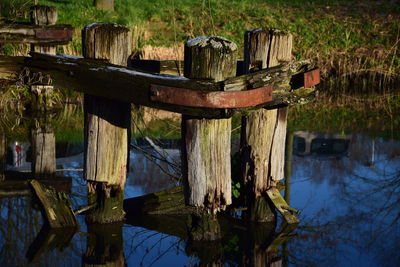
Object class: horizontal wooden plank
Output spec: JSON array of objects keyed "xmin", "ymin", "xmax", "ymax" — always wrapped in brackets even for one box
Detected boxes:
[
  {"xmin": 1, "ymin": 53, "xmax": 316, "ymax": 117},
  {"xmin": 129, "ymin": 59, "xmax": 245, "ymax": 76},
  {"xmin": 0, "ymin": 22, "xmax": 73, "ymax": 44}
]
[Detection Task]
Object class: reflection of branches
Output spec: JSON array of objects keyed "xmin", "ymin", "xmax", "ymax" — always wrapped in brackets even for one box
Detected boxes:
[{"xmin": 123, "ymin": 227, "xmax": 187, "ymax": 266}]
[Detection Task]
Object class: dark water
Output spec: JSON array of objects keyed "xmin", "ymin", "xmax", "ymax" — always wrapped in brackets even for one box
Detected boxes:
[{"xmin": 0, "ymin": 122, "xmax": 399, "ymax": 266}]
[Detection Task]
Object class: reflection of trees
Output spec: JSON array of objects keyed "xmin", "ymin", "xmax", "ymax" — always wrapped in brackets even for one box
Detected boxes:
[
  {"xmin": 128, "ymin": 148, "xmax": 181, "ymax": 195},
  {"xmin": 0, "ymin": 196, "xmax": 83, "ymax": 266},
  {"xmin": 288, "ymin": 133, "xmax": 400, "ymax": 267}
]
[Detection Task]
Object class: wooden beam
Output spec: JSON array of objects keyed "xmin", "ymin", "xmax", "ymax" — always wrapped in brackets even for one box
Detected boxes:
[
  {"xmin": 0, "ymin": 22, "xmax": 73, "ymax": 44},
  {"xmin": 18, "ymin": 53, "xmax": 315, "ymax": 118},
  {"xmin": 29, "ymin": 179, "xmax": 77, "ymax": 228}
]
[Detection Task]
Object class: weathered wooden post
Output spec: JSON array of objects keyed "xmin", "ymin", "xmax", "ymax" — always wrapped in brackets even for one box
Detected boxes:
[
  {"xmin": 240, "ymin": 29, "xmax": 292, "ymax": 222},
  {"xmin": 30, "ymin": 5, "xmax": 58, "ymax": 54},
  {"xmin": 0, "ymin": 132, "xmax": 6, "ymax": 181},
  {"xmin": 182, "ymin": 36, "xmax": 237, "ymax": 240},
  {"xmin": 82, "ymin": 23, "xmax": 132, "ymax": 223},
  {"xmin": 94, "ymin": 0, "xmax": 114, "ymax": 11},
  {"xmin": 30, "ymin": 6, "xmax": 58, "ymax": 179},
  {"xmin": 31, "ymin": 125, "xmax": 56, "ymax": 179}
]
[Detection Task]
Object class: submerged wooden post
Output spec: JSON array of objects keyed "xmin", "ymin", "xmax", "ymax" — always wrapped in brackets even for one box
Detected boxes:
[
  {"xmin": 94, "ymin": 0, "xmax": 114, "ymax": 11},
  {"xmin": 240, "ymin": 29, "xmax": 292, "ymax": 222},
  {"xmin": 182, "ymin": 36, "xmax": 237, "ymax": 240},
  {"xmin": 82, "ymin": 23, "xmax": 132, "ymax": 223}
]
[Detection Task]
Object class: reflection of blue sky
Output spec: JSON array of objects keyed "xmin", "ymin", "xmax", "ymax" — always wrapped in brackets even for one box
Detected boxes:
[
  {"xmin": 1, "ymin": 133, "xmax": 399, "ymax": 266},
  {"xmin": 289, "ymin": 134, "xmax": 400, "ymax": 267}
]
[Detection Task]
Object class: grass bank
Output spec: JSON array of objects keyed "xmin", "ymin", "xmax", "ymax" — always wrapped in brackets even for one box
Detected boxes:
[{"xmin": 1, "ymin": 0, "xmax": 399, "ymax": 91}]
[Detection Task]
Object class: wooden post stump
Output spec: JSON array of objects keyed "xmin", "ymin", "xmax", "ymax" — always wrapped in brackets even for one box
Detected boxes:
[
  {"xmin": 82, "ymin": 23, "xmax": 132, "ymax": 224},
  {"xmin": 31, "ymin": 125, "xmax": 56, "ymax": 179},
  {"xmin": 30, "ymin": 5, "xmax": 58, "ymax": 54},
  {"xmin": 94, "ymin": 0, "xmax": 115, "ymax": 11},
  {"xmin": 182, "ymin": 36, "xmax": 237, "ymax": 240},
  {"xmin": 240, "ymin": 29, "xmax": 292, "ymax": 222},
  {"xmin": 0, "ymin": 132, "xmax": 6, "ymax": 182}
]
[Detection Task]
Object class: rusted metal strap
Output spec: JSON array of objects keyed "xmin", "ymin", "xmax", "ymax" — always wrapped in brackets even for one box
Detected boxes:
[
  {"xmin": 35, "ymin": 28, "xmax": 72, "ymax": 41},
  {"xmin": 291, "ymin": 68, "xmax": 320, "ymax": 89},
  {"xmin": 150, "ymin": 84, "xmax": 273, "ymax": 108},
  {"xmin": 304, "ymin": 68, "xmax": 320, "ymax": 88}
]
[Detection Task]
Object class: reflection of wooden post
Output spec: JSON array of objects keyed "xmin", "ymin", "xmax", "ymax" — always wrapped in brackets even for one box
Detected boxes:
[
  {"xmin": 83, "ymin": 223, "xmax": 125, "ymax": 266},
  {"xmin": 241, "ymin": 29, "xmax": 292, "ymax": 222},
  {"xmin": 182, "ymin": 36, "xmax": 237, "ymax": 240},
  {"xmin": 94, "ymin": 0, "xmax": 114, "ymax": 11},
  {"xmin": 30, "ymin": 6, "xmax": 57, "ymax": 55},
  {"xmin": 0, "ymin": 132, "xmax": 6, "ymax": 181},
  {"xmin": 83, "ymin": 23, "xmax": 132, "ymax": 223},
  {"xmin": 31, "ymin": 125, "xmax": 56, "ymax": 179}
]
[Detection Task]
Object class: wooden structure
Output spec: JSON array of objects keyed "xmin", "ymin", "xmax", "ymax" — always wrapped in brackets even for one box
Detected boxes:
[
  {"xmin": 0, "ymin": 5, "xmax": 320, "ymax": 228},
  {"xmin": 82, "ymin": 23, "xmax": 132, "ymax": 223}
]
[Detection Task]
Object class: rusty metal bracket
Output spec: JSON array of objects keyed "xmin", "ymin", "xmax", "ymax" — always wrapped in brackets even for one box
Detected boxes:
[
  {"xmin": 290, "ymin": 68, "xmax": 320, "ymax": 89},
  {"xmin": 150, "ymin": 84, "xmax": 273, "ymax": 108},
  {"xmin": 35, "ymin": 28, "xmax": 72, "ymax": 41}
]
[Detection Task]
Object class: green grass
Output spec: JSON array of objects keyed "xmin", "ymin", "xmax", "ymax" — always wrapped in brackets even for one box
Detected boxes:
[{"xmin": 1, "ymin": 0, "xmax": 399, "ymax": 91}]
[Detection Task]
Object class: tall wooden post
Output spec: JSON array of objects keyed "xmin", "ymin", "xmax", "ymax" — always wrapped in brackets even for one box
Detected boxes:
[
  {"xmin": 0, "ymin": 132, "xmax": 6, "ymax": 182},
  {"xmin": 94, "ymin": 0, "xmax": 114, "ymax": 11},
  {"xmin": 82, "ymin": 23, "xmax": 132, "ymax": 223},
  {"xmin": 29, "ymin": 6, "xmax": 58, "ymax": 179},
  {"xmin": 31, "ymin": 125, "xmax": 56, "ymax": 179},
  {"xmin": 182, "ymin": 36, "xmax": 237, "ymax": 240},
  {"xmin": 241, "ymin": 29, "xmax": 292, "ymax": 222}
]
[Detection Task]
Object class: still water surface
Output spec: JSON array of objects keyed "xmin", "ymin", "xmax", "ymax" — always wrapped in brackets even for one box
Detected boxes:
[{"xmin": 0, "ymin": 117, "xmax": 399, "ymax": 266}]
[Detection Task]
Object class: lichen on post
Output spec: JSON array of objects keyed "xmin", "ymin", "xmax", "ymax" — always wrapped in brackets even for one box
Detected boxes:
[
  {"xmin": 31, "ymin": 125, "xmax": 56, "ymax": 179},
  {"xmin": 241, "ymin": 28, "xmax": 292, "ymax": 222},
  {"xmin": 82, "ymin": 23, "xmax": 132, "ymax": 224},
  {"xmin": 182, "ymin": 36, "xmax": 237, "ymax": 240},
  {"xmin": 182, "ymin": 36, "xmax": 237, "ymax": 213}
]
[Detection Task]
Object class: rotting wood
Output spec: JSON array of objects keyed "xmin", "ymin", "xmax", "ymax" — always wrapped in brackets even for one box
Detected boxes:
[
  {"xmin": 0, "ymin": 174, "xmax": 71, "ymax": 197},
  {"xmin": 123, "ymin": 186, "xmax": 194, "ymax": 216},
  {"xmin": 266, "ymin": 187, "xmax": 299, "ymax": 224},
  {"xmin": 181, "ymin": 36, "xmax": 237, "ymax": 241},
  {"xmin": 0, "ymin": 133, "xmax": 6, "ymax": 182},
  {"xmin": 241, "ymin": 28, "xmax": 294, "ymax": 222},
  {"xmin": 31, "ymin": 125, "xmax": 56, "ymax": 179},
  {"xmin": 83, "ymin": 23, "xmax": 132, "ymax": 224},
  {"xmin": 182, "ymin": 36, "xmax": 237, "ymax": 213},
  {"xmin": 29, "ymin": 179, "xmax": 77, "ymax": 228},
  {"xmin": 129, "ymin": 59, "xmax": 246, "ymax": 76},
  {"xmin": 17, "ymin": 53, "xmax": 316, "ymax": 118}
]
